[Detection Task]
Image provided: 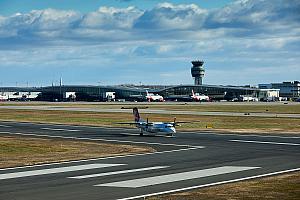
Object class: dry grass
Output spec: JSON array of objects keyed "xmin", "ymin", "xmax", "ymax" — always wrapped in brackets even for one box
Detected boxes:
[
  {"xmin": 1, "ymin": 102, "xmax": 300, "ymax": 114},
  {"xmin": 152, "ymin": 103, "xmax": 300, "ymax": 114},
  {"xmin": 0, "ymin": 135, "xmax": 155, "ymax": 168},
  {"xmin": 0, "ymin": 109, "xmax": 130, "ymax": 126},
  {"xmin": 149, "ymin": 172, "xmax": 300, "ymax": 200}
]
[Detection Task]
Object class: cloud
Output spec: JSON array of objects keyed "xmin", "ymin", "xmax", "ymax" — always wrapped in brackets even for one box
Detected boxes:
[
  {"xmin": 79, "ymin": 6, "xmax": 142, "ymax": 29},
  {"xmin": 1, "ymin": 9, "xmax": 80, "ymax": 35},
  {"xmin": 0, "ymin": 1, "xmax": 299, "ymax": 85},
  {"xmin": 204, "ymin": 0, "xmax": 300, "ymax": 34},
  {"xmin": 1, "ymin": 1, "xmax": 299, "ymax": 45},
  {"xmin": 133, "ymin": 2, "xmax": 207, "ymax": 30}
]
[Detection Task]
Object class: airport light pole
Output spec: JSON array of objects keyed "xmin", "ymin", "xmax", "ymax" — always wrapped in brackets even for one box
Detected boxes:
[
  {"xmin": 60, "ymin": 77, "xmax": 62, "ymax": 102},
  {"xmin": 51, "ymin": 81, "xmax": 54, "ymax": 102},
  {"xmin": 97, "ymin": 82, "xmax": 101, "ymax": 101},
  {"xmin": 139, "ymin": 81, "xmax": 142, "ymax": 97}
]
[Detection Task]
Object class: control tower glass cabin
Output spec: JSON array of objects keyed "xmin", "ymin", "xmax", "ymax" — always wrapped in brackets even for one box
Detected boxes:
[{"xmin": 191, "ymin": 60, "xmax": 205, "ymax": 85}]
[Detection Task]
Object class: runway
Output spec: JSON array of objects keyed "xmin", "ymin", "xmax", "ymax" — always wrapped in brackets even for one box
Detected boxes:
[{"xmin": 0, "ymin": 121, "xmax": 299, "ymax": 200}]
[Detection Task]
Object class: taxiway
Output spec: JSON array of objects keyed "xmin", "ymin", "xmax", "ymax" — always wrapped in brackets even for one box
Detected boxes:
[{"xmin": 0, "ymin": 121, "xmax": 299, "ymax": 200}]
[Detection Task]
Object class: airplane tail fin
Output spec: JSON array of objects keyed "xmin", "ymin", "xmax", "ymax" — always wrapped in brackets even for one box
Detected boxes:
[
  {"xmin": 192, "ymin": 89, "xmax": 195, "ymax": 96},
  {"xmin": 133, "ymin": 107, "xmax": 141, "ymax": 122},
  {"xmin": 121, "ymin": 106, "xmax": 147, "ymax": 122}
]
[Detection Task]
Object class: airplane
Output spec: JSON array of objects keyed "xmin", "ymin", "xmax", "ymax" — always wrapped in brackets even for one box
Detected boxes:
[
  {"xmin": 118, "ymin": 107, "xmax": 194, "ymax": 136},
  {"xmin": 145, "ymin": 90, "xmax": 164, "ymax": 102},
  {"xmin": 191, "ymin": 89, "xmax": 210, "ymax": 102}
]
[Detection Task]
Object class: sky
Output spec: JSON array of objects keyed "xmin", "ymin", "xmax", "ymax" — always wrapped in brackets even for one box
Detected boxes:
[{"xmin": 0, "ymin": 0, "xmax": 299, "ymax": 87}]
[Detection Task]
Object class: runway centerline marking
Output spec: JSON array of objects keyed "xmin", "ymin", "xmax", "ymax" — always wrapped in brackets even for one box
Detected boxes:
[
  {"xmin": 0, "ymin": 164, "xmax": 124, "ymax": 180},
  {"xmin": 41, "ymin": 128, "xmax": 80, "ymax": 132},
  {"xmin": 96, "ymin": 166, "xmax": 260, "ymax": 188},
  {"xmin": 230, "ymin": 139, "xmax": 300, "ymax": 146},
  {"xmin": 69, "ymin": 166, "xmax": 169, "ymax": 179}
]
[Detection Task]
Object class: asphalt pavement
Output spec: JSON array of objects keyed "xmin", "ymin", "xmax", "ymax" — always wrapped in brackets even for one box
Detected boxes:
[{"xmin": 0, "ymin": 121, "xmax": 299, "ymax": 200}]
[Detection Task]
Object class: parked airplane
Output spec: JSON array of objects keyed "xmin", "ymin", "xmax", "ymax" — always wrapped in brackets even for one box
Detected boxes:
[
  {"xmin": 191, "ymin": 89, "xmax": 210, "ymax": 101},
  {"xmin": 146, "ymin": 90, "xmax": 164, "ymax": 102},
  {"xmin": 118, "ymin": 107, "xmax": 194, "ymax": 136}
]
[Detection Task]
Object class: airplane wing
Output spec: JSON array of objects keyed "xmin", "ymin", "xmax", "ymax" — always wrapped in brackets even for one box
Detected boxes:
[
  {"xmin": 173, "ymin": 121, "xmax": 200, "ymax": 124},
  {"xmin": 166, "ymin": 118, "xmax": 200, "ymax": 127},
  {"xmin": 115, "ymin": 122, "xmax": 141, "ymax": 125},
  {"xmin": 121, "ymin": 106, "xmax": 149, "ymax": 109},
  {"xmin": 115, "ymin": 122, "xmax": 154, "ymax": 125}
]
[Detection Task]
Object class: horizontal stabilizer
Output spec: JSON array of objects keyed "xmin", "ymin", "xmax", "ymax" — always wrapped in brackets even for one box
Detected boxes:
[{"xmin": 121, "ymin": 106, "xmax": 148, "ymax": 109}]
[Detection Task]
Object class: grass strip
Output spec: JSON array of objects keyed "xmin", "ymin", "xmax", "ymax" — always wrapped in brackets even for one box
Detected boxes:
[
  {"xmin": 1, "ymin": 102, "xmax": 300, "ymax": 114},
  {"xmin": 0, "ymin": 135, "xmax": 155, "ymax": 168}
]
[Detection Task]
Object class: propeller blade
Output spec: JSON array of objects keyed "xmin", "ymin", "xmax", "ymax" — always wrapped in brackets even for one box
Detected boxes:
[
  {"xmin": 172, "ymin": 117, "xmax": 177, "ymax": 127},
  {"xmin": 146, "ymin": 118, "xmax": 149, "ymax": 128}
]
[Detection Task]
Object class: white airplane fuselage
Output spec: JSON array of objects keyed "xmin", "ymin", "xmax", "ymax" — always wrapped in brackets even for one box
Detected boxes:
[
  {"xmin": 136, "ymin": 122, "xmax": 176, "ymax": 135},
  {"xmin": 192, "ymin": 94, "xmax": 209, "ymax": 101},
  {"xmin": 146, "ymin": 91, "xmax": 164, "ymax": 102},
  {"xmin": 191, "ymin": 93, "xmax": 209, "ymax": 101},
  {"xmin": 191, "ymin": 89, "xmax": 209, "ymax": 101}
]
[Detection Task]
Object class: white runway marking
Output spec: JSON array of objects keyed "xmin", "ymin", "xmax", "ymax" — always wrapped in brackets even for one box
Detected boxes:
[
  {"xmin": 0, "ymin": 131, "xmax": 203, "ymax": 148},
  {"xmin": 96, "ymin": 166, "xmax": 259, "ymax": 188},
  {"xmin": 191, "ymin": 132, "xmax": 300, "ymax": 139},
  {"xmin": 0, "ymin": 131, "xmax": 200, "ymax": 171},
  {"xmin": 230, "ymin": 139, "xmax": 300, "ymax": 146},
  {"xmin": 119, "ymin": 133, "xmax": 140, "ymax": 136},
  {"xmin": 0, "ymin": 164, "xmax": 124, "ymax": 180},
  {"xmin": 0, "ymin": 125, "xmax": 12, "ymax": 128},
  {"xmin": 69, "ymin": 166, "xmax": 169, "ymax": 179},
  {"xmin": 1, "ymin": 121, "xmax": 135, "ymax": 131},
  {"xmin": 41, "ymin": 128, "xmax": 80, "ymax": 132},
  {"xmin": 118, "ymin": 167, "xmax": 300, "ymax": 200}
]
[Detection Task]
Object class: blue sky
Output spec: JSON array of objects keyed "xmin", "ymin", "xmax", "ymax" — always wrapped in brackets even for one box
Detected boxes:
[
  {"xmin": 0, "ymin": 0, "xmax": 299, "ymax": 86},
  {"xmin": 0, "ymin": 0, "xmax": 233, "ymax": 16}
]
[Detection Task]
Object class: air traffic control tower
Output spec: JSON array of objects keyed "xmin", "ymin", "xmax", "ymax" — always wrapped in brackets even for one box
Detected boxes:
[{"xmin": 191, "ymin": 60, "xmax": 205, "ymax": 85}]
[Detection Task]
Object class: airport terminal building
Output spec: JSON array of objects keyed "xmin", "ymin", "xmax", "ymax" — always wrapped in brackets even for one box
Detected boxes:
[
  {"xmin": 259, "ymin": 81, "xmax": 300, "ymax": 99},
  {"xmin": 0, "ymin": 84, "xmax": 261, "ymax": 102},
  {"xmin": 0, "ymin": 60, "xmax": 291, "ymax": 102}
]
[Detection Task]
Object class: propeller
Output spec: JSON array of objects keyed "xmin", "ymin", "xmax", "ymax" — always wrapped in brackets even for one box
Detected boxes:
[
  {"xmin": 146, "ymin": 118, "xmax": 149, "ymax": 129},
  {"xmin": 172, "ymin": 117, "xmax": 180, "ymax": 127}
]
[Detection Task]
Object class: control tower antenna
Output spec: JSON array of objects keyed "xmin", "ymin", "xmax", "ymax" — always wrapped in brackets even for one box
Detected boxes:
[{"xmin": 191, "ymin": 60, "xmax": 205, "ymax": 85}]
